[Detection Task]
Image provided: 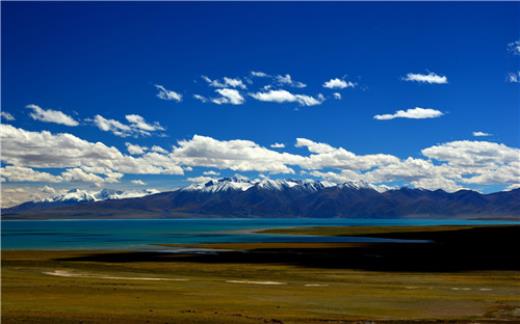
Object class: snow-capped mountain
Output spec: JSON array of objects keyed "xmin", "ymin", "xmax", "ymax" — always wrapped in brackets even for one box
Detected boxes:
[
  {"xmin": 42, "ymin": 188, "xmax": 160, "ymax": 203},
  {"xmin": 182, "ymin": 177, "xmax": 254, "ymax": 192},
  {"xmin": 5, "ymin": 188, "xmax": 160, "ymax": 214},
  {"xmin": 3, "ymin": 178, "xmax": 519, "ymax": 219},
  {"xmin": 181, "ymin": 177, "xmax": 380, "ymax": 193}
]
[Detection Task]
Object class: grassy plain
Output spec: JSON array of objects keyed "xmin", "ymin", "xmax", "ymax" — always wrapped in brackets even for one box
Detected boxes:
[{"xmin": 2, "ymin": 225, "xmax": 520, "ymax": 323}]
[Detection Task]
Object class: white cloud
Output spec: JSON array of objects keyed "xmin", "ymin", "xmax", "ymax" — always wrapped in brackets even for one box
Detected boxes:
[
  {"xmin": 295, "ymin": 138, "xmax": 336, "ymax": 154},
  {"xmin": 250, "ymin": 89, "xmax": 324, "ymax": 106},
  {"xmin": 125, "ymin": 114, "xmax": 164, "ymax": 133},
  {"xmin": 151, "ymin": 145, "xmax": 168, "ymax": 154},
  {"xmin": 270, "ymin": 143, "xmax": 285, "ymax": 149},
  {"xmin": 275, "ymin": 74, "xmax": 306, "ymax": 88},
  {"xmin": 420, "ymin": 140, "xmax": 520, "ymax": 188},
  {"xmin": 0, "ymin": 124, "xmax": 184, "ymax": 184},
  {"xmin": 187, "ymin": 176, "xmax": 216, "ymax": 184},
  {"xmin": 506, "ymin": 183, "xmax": 520, "ymax": 191},
  {"xmin": 508, "ymin": 40, "xmax": 520, "ymax": 55},
  {"xmin": 250, "ymin": 71, "xmax": 269, "ymax": 78},
  {"xmin": 61, "ymin": 167, "xmax": 122, "ymax": 185},
  {"xmin": 1, "ymin": 185, "xmax": 63, "ymax": 208},
  {"xmin": 155, "ymin": 84, "xmax": 182, "ymax": 102},
  {"xmin": 0, "ymin": 165, "xmax": 122, "ymax": 186},
  {"xmin": 91, "ymin": 114, "xmax": 164, "ymax": 137},
  {"xmin": 193, "ymin": 94, "xmax": 208, "ymax": 103},
  {"xmin": 323, "ymin": 78, "xmax": 355, "ymax": 89},
  {"xmin": 222, "ymin": 77, "xmax": 246, "ymax": 89},
  {"xmin": 212, "ymin": 88, "xmax": 245, "ymax": 105},
  {"xmin": 473, "ymin": 131, "xmax": 492, "ymax": 137},
  {"xmin": 2, "ymin": 124, "xmax": 519, "ymax": 193},
  {"xmin": 295, "ymin": 138, "xmax": 399, "ymax": 171},
  {"xmin": 91, "ymin": 115, "xmax": 133, "ymax": 137},
  {"xmin": 508, "ymin": 71, "xmax": 520, "ymax": 83},
  {"xmin": 421, "ymin": 140, "xmax": 520, "ymax": 168},
  {"xmin": 403, "ymin": 72, "xmax": 448, "ymax": 84},
  {"xmin": 125, "ymin": 142, "xmax": 147, "ymax": 155},
  {"xmin": 26, "ymin": 104, "xmax": 79, "ymax": 126},
  {"xmin": 202, "ymin": 76, "xmax": 246, "ymax": 89},
  {"xmin": 1, "ymin": 166, "xmax": 62, "ymax": 183},
  {"xmin": 374, "ymin": 107, "xmax": 444, "ymax": 120},
  {"xmin": 1, "ymin": 111, "xmax": 15, "ymax": 121},
  {"xmin": 170, "ymin": 135, "xmax": 304, "ymax": 174},
  {"xmin": 333, "ymin": 92, "xmax": 342, "ymax": 100},
  {"xmin": 131, "ymin": 179, "xmax": 146, "ymax": 185}
]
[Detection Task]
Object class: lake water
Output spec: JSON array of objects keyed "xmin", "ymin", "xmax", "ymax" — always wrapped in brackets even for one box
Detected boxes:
[{"xmin": 2, "ymin": 218, "xmax": 518, "ymax": 250}]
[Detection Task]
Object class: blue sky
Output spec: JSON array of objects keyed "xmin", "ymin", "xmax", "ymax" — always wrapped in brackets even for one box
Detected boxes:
[{"xmin": 1, "ymin": 2, "xmax": 519, "ymax": 206}]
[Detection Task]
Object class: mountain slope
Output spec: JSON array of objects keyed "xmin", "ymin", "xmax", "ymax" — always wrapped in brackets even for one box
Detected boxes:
[
  {"xmin": 5, "ymin": 188, "xmax": 159, "ymax": 214},
  {"xmin": 3, "ymin": 178, "xmax": 520, "ymax": 219}
]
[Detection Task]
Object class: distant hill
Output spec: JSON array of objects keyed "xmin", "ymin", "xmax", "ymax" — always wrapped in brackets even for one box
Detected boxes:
[{"xmin": 3, "ymin": 178, "xmax": 520, "ymax": 219}]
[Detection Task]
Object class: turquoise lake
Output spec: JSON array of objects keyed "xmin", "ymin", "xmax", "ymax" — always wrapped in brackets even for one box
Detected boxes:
[{"xmin": 2, "ymin": 218, "xmax": 518, "ymax": 250}]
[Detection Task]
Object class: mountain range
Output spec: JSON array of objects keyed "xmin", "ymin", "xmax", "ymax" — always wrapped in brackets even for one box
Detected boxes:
[{"xmin": 3, "ymin": 177, "xmax": 520, "ymax": 219}]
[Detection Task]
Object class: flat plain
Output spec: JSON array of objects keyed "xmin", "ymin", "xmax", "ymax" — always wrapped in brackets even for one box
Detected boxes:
[{"xmin": 2, "ymin": 225, "xmax": 520, "ymax": 323}]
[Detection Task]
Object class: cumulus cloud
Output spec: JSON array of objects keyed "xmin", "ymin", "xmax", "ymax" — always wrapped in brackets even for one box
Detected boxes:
[
  {"xmin": 0, "ymin": 165, "xmax": 122, "ymax": 186},
  {"xmin": 297, "ymin": 139, "xmax": 519, "ymax": 192},
  {"xmin": 125, "ymin": 142, "xmax": 148, "ymax": 155},
  {"xmin": 270, "ymin": 143, "xmax": 285, "ymax": 149},
  {"xmin": 1, "ymin": 165, "xmax": 62, "ymax": 183},
  {"xmin": 250, "ymin": 89, "xmax": 324, "ymax": 106},
  {"xmin": 1, "ymin": 185, "xmax": 63, "ymax": 208},
  {"xmin": 403, "ymin": 72, "xmax": 448, "ymax": 84},
  {"xmin": 0, "ymin": 124, "xmax": 183, "ymax": 184},
  {"xmin": 151, "ymin": 145, "xmax": 168, "ymax": 154},
  {"xmin": 508, "ymin": 40, "xmax": 520, "ymax": 55},
  {"xmin": 170, "ymin": 135, "xmax": 303, "ymax": 174},
  {"xmin": 1, "ymin": 111, "xmax": 15, "ymax": 121},
  {"xmin": 323, "ymin": 78, "xmax": 355, "ymax": 89},
  {"xmin": 125, "ymin": 114, "xmax": 164, "ymax": 134},
  {"xmin": 374, "ymin": 107, "xmax": 444, "ymax": 120},
  {"xmin": 473, "ymin": 131, "xmax": 492, "ymax": 137},
  {"xmin": 202, "ymin": 76, "xmax": 246, "ymax": 89},
  {"xmin": 91, "ymin": 114, "xmax": 165, "ymax": 137},
  {"xmin": 26, "ymin": 104, "xmax": 79, "ymax": 126},
  {"xmin": 508, "ymin": 71, "xmax": 520, "ymax": 83},
  {"xmin": 193, "ymin": 94, "xmax": 208, "ymax": 103},
  {"xmin": 187, "ymin": 176, "xmax": 217, "ymax": 184},
  {"xmin": 250, "ymin": 71, "xmax": 269, "ymax": 78},
  {"xmin": 2, "ymin": 124, "xmax": 519, "ymax": 194},
  {"xmin": 274, "ymin": 74, "xmax": 306, "ymax": 88},
  {"xmin": 295, "ymin": 138, "xmax": 400, "ymax": 171},
  {"xmin": 91, "ymin": 115, "xmax": 132, "ymax": 137},
  {"xmin": 131, "ymin": 179, "xmax": 146, "ymax": 185},
  {"xmin": 212, "ymin": 88, "xmax": 245, "ymax": 105},
  {"xmin": 155, "ymin": 84, "xmax": 182, "ymax": 102},
  {"xmin": 61, "ymin": 167, "xmax": 122, "ymax": 185},
  {"xmin": 420, "ymin": 141, "xmax": 520, "ymax": 188},
  {"xmin": 421, "ymin": 140, "xmax": 520, "ymax": 168}
]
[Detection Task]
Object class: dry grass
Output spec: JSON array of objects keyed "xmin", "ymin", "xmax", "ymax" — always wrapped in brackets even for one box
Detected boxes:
[{"xmin": 3, "ymin": 248, "xmax": 520, "ymax": 323}]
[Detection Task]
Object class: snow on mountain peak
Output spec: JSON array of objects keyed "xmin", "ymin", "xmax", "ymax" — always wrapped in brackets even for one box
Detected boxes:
[
  {"xmin": 180, "ymin": 177, "xmax": 379, "ymax": 193},
  {"xmin": 42, "ymin": 188, "xmax": 159, "ymax": 203},
  {"xmin": 182, "ymin": 177, "xmax": 254, "ymax": 192}
]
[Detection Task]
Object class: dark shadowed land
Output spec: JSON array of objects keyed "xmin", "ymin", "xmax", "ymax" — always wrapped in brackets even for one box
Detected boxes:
[{"xmin": 2, "ymin": 225, "xmax": 520, "ymax": 323}]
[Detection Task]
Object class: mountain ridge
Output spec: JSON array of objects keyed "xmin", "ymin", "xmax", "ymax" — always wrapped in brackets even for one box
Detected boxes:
[{"xmin": 3, "ymin": 178, "xmax": 520, "ymax": 219}]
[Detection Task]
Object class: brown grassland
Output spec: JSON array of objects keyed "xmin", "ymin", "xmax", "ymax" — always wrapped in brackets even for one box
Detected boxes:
[{"xmin": 2, "ymin": 225, "xmax": 520, "ymax": 323}]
